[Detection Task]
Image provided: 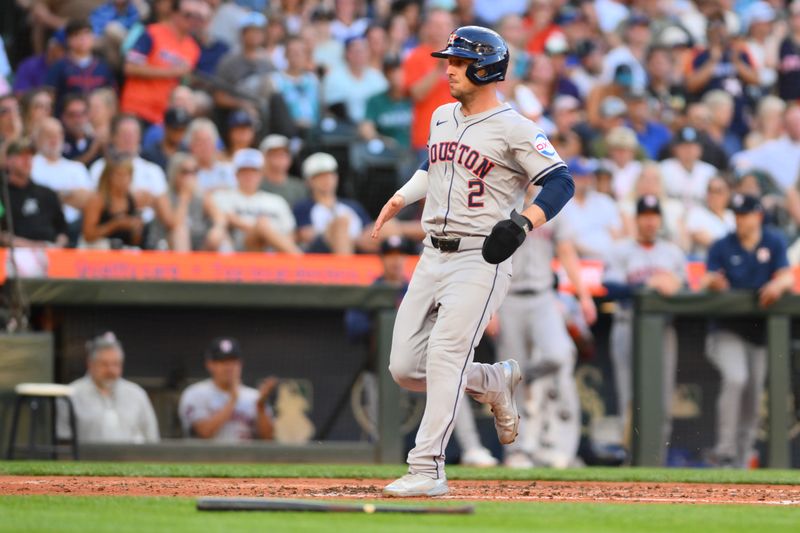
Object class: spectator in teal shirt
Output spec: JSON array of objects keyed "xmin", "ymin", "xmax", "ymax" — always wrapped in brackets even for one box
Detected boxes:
[{"xmin": 359, "ymin": 55, "xmax": 412, "ymax": 150}]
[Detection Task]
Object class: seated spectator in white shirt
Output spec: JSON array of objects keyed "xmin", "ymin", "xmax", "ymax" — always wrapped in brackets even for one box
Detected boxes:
[
  {"xmin": 186, "ymin": 117, "xmax": 236, "ymax": 193},
  {"xmin": 212, "ymin": 148, "xmax": 301, "ymax": 253},
  {"xmin": 558, "ymin": 157, "xmax": 624, "ymax": 260},
  {"xmin": 659, "ymin": 126, "xmax": 717, "ymax": 208},
  {"xmin": 322, "ymin": 36, "xmax": 388, "ymax": 124},
  {"xmin": 58, "ymin": 331, "xmax": 159, "ymax": 444},
  {"xmin": 89, "ymin": 114, "xmax": 169, "ymax": 223},
  {"xmin": 684, "ymin": 176, "xmax": 735, "ymax": 260},
  {"xmin": 603, "ymin": 126, "xmax": 643, "ymax": 200},
  {"xmin": 178, "ymin": 337, "xmax": 278, "ymax": 441},
  {"xmin": 293, "ymin": 152, "xmax": 373, "ymax": 255},
  {"xmin": 31, "ymin": 117, "xmax": 93, "ymax": 242}
]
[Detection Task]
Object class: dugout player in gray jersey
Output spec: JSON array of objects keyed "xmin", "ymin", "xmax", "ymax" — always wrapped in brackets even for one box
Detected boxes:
[
  {"xmin": 372, "ymin": 26, "xmax": 575, "ymax": 497},
  {"xmin": 496, "ymin": 182, "xmax": 597, "ymax": 469},
  {"xmin": 603, "ymin": 195, "xmax": 686, "ymax": 461}
]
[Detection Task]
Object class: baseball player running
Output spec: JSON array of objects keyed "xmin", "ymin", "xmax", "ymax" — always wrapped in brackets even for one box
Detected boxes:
[
  {"xmin": 496, "ymin": 179, "xmax": 597, "ymax": 468},
  {"xmin": 372, "ymin": 26, "xmax": 575, "ymax": 497}
]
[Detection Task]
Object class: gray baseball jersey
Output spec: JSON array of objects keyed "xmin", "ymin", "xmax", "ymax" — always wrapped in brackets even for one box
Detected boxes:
[
  {"xmin": 422, "ymin": 102, "xmax": 566, "ymax": 238},
  {"xmin": 389, "ymin": 102, "xmax": 568, "ymax": 479},
  {"xmin": 603, "ymin": 239, "xmax": 687, "ymax": 299}
]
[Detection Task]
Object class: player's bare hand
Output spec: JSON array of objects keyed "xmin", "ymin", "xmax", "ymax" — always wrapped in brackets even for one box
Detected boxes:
[
  {"xmin": 759, "ymin": 280, "xmax": 785, "ymax": 307},
  {"xmin": 579, "ymin": 293, "xmax": 597, "ymax": 325},
  {"xmin": 648, "ymin": 272, "xmax": 682, "ymax": 296},
  {"xmin": 372, "ymin": 194, "xmax": 405, "ymax": 238},
  {"xmin": 706, "ymin": 271, "xmax": 729, "ymax": 292},
  {"xmin": 257, "ymin": 376, "xmax": 279, "ymax": 404}
]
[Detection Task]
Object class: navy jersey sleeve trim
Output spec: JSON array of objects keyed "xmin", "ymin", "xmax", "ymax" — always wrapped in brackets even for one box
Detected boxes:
[
  {"xmin": 532, "ymin": 166, "xmax": 574, "ymax": 221},
  {"xmin": 419, "ymin": 159, "xmax": 429, "ymax": 171},
  {"xmin": 529, "ymin": 161, "xmax": 566, "ymax": 185}
]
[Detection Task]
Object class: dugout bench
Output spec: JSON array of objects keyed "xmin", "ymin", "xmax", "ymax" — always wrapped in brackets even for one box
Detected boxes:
[{"xmin": 633, "ymin": 290, "xmax": 799, "ymax": 468}]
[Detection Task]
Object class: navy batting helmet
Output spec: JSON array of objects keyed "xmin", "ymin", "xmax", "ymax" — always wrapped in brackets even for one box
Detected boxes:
[{"xmin": 431, "ymin": 26, "xmax": 510, "ymax": 85}]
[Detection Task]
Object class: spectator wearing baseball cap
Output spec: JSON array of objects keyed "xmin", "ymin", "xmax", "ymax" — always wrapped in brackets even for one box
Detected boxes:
[
  {"xmin": 292, "ymin": 152, "xmax": 372, "ymax": 255},
  {"xmin": 0, "ymin": 137, "xmax": 68, "ymax": 248},
  {"xmin": 659, "ymin": 126, "xmax": 718, "ymax": 208},
  {"xmin": 603, "ymin": 126, "xmax": 643, "ymax": 200},
  {"xmin": 557, "ymin": 157, "xmax": 624, "ymax": 260},
  {"xmin": 259, "ymin": 134, "xmax": 308, "ymax": 208},
  {"xmin": 142, "ymin": 107, "xmax": 192, "ymax": 171},
  {"xmin": 210, "ymin": 148, "xmax": 301, "ymax": 254},
  {"xmin": 222, "ymin": 108, "xmax": 258, "ymax": 162},
  {"xmin": 178, "ymin": 337, "xmax": 279, "ymax": 441},
  {"xmin": 702, "ymin": 192, "xmax": 793, "ymax": 468}
]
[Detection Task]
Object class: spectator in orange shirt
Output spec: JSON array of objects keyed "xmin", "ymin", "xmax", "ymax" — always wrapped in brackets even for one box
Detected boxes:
[
  {"xmin": 120, "ymin": 0, "xmax": 203, "ymax": 127},
  {"xmin": 402, "ymin": 8, "xmax": 454, "ymax": 161}
]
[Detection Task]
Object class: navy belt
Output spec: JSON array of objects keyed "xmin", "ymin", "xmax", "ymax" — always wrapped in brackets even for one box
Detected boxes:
[{"xmin": 430, "ymin": 236, "xmax": 461, "ymax": 252}]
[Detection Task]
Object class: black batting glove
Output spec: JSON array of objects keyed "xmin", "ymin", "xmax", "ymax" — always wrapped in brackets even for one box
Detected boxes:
[{"xmin": 482, "ymin": 210, "xmax": 532, "ymax": 264}]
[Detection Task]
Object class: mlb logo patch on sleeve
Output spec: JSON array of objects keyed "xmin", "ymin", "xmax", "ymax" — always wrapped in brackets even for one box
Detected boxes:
[{"xmin": 533, "ymin": 133, "xmax": 556, "ymax": 158}]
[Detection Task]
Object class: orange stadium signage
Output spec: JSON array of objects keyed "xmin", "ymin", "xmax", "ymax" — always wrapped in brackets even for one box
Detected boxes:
[
  {"xmin": 0, "ymin": 249, "xmax": 791, "ymax": 293},
  {"xmin": 45, "ymin": 249, "xmax": 418, "ymax": 286}
]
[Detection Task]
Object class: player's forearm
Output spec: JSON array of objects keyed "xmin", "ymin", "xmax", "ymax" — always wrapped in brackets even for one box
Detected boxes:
[
  {"xmin": 124, "ymin": 62, "xmax": 178, "ymax": 79},
  {"xmin": 255, "ymin": 406, "xmax": 274, "ymax": 440},
  {"xmin": 192, "ymin": 403, "xmax": 235, "ymax": 438},
  {"xmin": 772, "ymin": 268, "xmax": 795, "ymax": 293},
  {"xmin": 557, "ymin": 240, "xmax": 589, "ymax": 298}
]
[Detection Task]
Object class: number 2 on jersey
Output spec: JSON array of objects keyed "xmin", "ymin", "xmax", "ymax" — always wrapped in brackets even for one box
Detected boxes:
[{"xmin": 467, "ymin": 179, "xmax": 485, "ymax": 208}]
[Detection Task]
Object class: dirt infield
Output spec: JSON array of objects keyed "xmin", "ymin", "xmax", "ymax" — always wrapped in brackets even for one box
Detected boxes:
[{"xmin": 2, "ymin": 476, "xmax": 800, "ymax": 505}]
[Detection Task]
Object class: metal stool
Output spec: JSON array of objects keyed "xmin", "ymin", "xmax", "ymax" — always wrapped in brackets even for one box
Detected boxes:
[{"xmin": 6, "ymin": 383, "xmax": 79, "ymax": 460}]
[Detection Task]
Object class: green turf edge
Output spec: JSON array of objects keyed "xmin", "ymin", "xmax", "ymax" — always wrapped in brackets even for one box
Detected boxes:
[
  {"xmin": 2, "ymin": 461, "xmax": 800, "ymax": 485},
  {"xmin": 2, "ymin": 495, "xmax": 800, "ymax": 533}
]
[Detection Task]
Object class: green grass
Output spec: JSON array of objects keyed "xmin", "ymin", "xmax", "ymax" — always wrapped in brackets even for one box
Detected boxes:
[
  {"xmin": 1, "ymin": 496, "xmax": 798, "ymax": 533},
  {"xmin": 2, "ymin": 461, "xmax": 800, "ymax": 485}
]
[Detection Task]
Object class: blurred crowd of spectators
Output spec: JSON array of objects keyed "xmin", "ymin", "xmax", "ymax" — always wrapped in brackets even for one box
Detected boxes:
[{"xmin": 1, "ymin": 0, "xmax": 800, "ymax": 265}]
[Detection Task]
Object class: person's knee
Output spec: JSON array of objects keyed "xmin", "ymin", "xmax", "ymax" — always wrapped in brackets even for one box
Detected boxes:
[
  {"xmin": 388, "ymin": 359, "xmax": 419, "ymax": 389},
  {"xmin": 720, "ymin": 368, "xmax": 748, "ymax": 389}
]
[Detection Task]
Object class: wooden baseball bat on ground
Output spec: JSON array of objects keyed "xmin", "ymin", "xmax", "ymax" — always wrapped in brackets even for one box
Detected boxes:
[{"xmin": 196, "ymin": 497, "xmax": 475, "ymax": 514}]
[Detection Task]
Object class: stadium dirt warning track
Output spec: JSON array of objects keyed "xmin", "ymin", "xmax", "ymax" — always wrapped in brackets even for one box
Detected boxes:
[{"xmin": 2, "ymin": 476, "xmax": 800, "ymax": 505}]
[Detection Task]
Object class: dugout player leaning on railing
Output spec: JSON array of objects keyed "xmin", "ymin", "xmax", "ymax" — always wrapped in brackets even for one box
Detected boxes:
[{"xmin": 701, "ymin": 194, "xmax": 794, "ymax": 468}]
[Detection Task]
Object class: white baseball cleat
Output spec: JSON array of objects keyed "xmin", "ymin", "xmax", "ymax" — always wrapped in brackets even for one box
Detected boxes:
[
  {"xmin": 461, "ymin": 446, "xmax": 499, "ymax": 467},
  {"xmin": 383, "ymin": 473, "xmax": 449, "ymax": 497},
  {"xmin": 490, "ymin": 359, "xmax": 522, "ymax": 445}
]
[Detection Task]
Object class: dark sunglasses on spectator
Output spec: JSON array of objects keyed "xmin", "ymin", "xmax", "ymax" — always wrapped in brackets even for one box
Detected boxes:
[
  {"xmin": 179, "ymin": 166, "xmax": 198, "ymax": 175},
  {"xmin": 707, "ymin": 187, "xmax": 726, "ymax": 194},
  {"xmin": 0, "ymin": 105, "xmax": 16, "ymax": 115}
]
